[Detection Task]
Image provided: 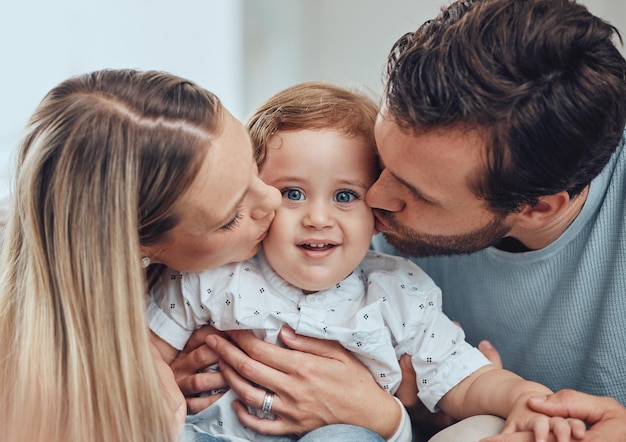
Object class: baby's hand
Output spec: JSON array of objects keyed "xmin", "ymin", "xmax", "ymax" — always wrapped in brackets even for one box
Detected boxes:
[{"xmin": 501, "ymin": 393, "xmax": 586, "ymax": 442}]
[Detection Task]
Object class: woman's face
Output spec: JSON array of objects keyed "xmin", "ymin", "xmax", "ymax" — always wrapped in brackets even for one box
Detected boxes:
[{"xmin": 145, "ymin": 111, "xmax": 281, "ymax": 272}]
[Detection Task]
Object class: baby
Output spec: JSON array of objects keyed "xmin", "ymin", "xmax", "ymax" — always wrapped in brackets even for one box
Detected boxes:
[{"xmin": 150, "ymin": 82, "xmax": 585, "ymax": 442}]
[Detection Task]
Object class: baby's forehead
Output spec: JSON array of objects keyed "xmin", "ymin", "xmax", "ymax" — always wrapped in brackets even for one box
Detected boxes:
[{"xmin": 263, "ymin": 127, "xmax": 376, "ymax": 162}]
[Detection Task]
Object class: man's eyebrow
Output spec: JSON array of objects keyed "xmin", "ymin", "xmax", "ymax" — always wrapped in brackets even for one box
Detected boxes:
[{"xmin": 390, "ymin": 170, "xmax": 439, "ymax": 204}]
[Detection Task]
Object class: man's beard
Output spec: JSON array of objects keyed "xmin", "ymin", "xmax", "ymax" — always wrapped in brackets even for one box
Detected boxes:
[{"xmin": 376, "ymin": 210, "xmax": 512, "ymax": 258}]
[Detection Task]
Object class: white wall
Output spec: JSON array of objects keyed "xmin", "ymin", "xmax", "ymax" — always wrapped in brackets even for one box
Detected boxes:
[
  {"xmin": 241, "ymin": 0, "xmax": 626, "ymax": 115},
  {"xmin": 241, "ymin": 0, "xmax": 445, "ymax": 116},
  {"xmin": 0, "ymin": 0, "xmax": 243, "ymax": 199}
]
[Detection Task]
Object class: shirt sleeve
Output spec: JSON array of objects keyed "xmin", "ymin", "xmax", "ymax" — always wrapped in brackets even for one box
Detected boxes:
[
  {"xmin": 147, "ymin": 269, "xmax": 195, "ymax": 351},
  {"xmin": 387, "ymin": 397, "xmax": 413, "ymax": 442},
  {"xmin": 147, "ymin": 296, "xmax": 192, "ymax": 351},
  {"xmin": 147, "ymin": 263, "xmax": 245, "ymax": 351},
  {"xmin": 362, "ymin": 251, "xmax": 491, "ymax": 412}
]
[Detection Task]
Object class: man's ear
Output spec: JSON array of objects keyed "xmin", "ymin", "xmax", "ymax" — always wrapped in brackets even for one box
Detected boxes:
[{"xmin": 513, "ymin": 191, "xmax": 570, "ymax": 229}]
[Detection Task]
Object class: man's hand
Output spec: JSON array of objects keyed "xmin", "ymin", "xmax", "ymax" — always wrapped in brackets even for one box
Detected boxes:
[
  {"xmin": 396, "ymin": 354, "xmax": 455, "ymax": 441},
  {"xmin": 469, "ymin": 349, "xmax": 625, "ymax": 442},
  {"xmin": 527, "ymin": 390, "xmax": 626, "ymax": 441},
  {"xmin": 477, "ymin": 340, "xmax": 503, "ymax": 368}
]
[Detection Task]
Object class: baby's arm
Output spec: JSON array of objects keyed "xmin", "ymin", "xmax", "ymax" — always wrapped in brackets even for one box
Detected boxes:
[{"xmin": 438, "ymin": 365, "xmax": 586, "ymax": 441}]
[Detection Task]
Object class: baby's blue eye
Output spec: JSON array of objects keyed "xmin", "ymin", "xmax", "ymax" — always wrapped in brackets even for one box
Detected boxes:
[
  {"xmin": 283, "ymin": 188, "xmax": 305, "ymax": 201},
  {"xmin": 334, "ymin": 190, "xmax": 356, "ymax": 203}
]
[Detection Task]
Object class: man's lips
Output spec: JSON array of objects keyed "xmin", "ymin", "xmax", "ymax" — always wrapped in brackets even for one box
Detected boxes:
[{"xmin": 374, "ymin": 213, "xmax": 391, "ymax": 233}]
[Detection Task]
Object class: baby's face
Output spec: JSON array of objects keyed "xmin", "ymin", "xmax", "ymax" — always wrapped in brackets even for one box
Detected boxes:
[{"xmin": 259, "ymin": 128, "xmax": 378, "ymax": 292}]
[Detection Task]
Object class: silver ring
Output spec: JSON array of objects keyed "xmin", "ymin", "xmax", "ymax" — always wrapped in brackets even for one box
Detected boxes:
[{"xmin": 261, "ymin": 392, "xmax": 274, "ymax": 414}]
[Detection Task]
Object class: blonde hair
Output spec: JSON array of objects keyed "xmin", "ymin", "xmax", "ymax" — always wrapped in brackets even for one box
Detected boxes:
[
  {"xmin": 0, "ymin": 69, "xmax": 223, "ymax": 441},
  {"xmin": 247, "ymin": 81, "xmax": 379, "ymax": 167}
]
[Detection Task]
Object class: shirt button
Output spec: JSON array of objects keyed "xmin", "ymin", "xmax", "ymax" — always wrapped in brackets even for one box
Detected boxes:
[{"xmin": 306, "ymin": 295, "xmax": 318, "ymax": 304}]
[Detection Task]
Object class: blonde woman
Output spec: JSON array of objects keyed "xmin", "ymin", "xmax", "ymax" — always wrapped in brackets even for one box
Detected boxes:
[{"xmin": 0, "ymin": 68, "xmax": 279, "ymax": 441}]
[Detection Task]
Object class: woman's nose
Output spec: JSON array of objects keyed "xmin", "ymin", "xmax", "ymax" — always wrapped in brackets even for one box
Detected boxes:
[{"xmin": 250, "ymin": 177, "xmax": 281, "ymax": 220}]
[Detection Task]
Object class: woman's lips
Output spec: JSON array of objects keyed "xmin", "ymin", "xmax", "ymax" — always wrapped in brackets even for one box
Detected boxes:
[
  {"xmin": 257, "ymin": 221, "xmax": 273, "ymax": 241},
  {"xmin": 257, "ymin": 227, "xmax": 271, "ymax": 241}
]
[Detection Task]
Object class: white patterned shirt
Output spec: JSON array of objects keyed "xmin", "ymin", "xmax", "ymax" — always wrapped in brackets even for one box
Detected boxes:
[{"xmin": 148, "ymin": 250, "xmax": 489, "ymax": 441}]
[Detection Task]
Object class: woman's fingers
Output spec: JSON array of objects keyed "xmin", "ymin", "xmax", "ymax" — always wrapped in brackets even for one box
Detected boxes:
[
  {"xmin": 186, "ymin": 392, "xmax": 225, "ymax": 415},
  {"xmin": 182, "ymin": 325, "xmax": 225, "ymax": 353},
  {"xmin": 277, "ymin": 326, "xmax": 358, "ymax": 359},
  {"xmin": 208, "ymin": 329, "xmax": 402, "ymax": 438},
  {"xmin": 173, "ymin": 352, "xmax": 224, "ymax": 393},
  {"xmin": 231, "ymin": 400, "xmax": 294, "ymax": 436},
  {"xmin": 207, "ymin": 332, "xmax": 291, "ymax": 387},
  {"xmin": 170, "ymin": 326, "xmax": 228, "ymax": 401},
  {"xmin": 225, "ymin": 328, "xmax": 351, "ymax": 374},
  {"xmin": 171, "ymin": 349, "xmax": 227, "ymax": 397}
]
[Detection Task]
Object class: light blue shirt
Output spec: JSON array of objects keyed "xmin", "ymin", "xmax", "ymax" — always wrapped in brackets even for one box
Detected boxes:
[{"xmin": 373, "ymin": 130, "xmax": 626, "ymax": 404}]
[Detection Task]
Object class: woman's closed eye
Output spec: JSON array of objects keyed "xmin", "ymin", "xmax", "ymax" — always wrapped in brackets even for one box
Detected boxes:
[{"xmin": 220, "ymin": 210, "xmax": 243, "ymax": 230}]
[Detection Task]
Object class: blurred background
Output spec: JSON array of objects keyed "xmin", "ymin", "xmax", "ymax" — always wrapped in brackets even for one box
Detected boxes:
[{"xmin": 1, "ymin": 0, "xmax": 625, "ymax": 198}]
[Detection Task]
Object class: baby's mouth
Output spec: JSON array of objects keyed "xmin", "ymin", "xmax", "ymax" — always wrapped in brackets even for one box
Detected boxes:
[{"xmin": 300, "ymin": 243, "xmax": 336, "ymax": 251}]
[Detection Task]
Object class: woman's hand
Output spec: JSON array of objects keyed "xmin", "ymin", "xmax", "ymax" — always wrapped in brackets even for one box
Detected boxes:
[
  {"xmin": 207, "ymin": 327, "xmax": 402, "ymax": 438},
  {"xmin": 170, "ymin": 325, "xmax": 229, "ymax": 414}
]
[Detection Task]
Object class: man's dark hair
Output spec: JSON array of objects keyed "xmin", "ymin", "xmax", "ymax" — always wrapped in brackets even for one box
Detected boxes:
[{"xmin": 384, "ymin": 0, "xmax": 626, "ymax": 213}]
